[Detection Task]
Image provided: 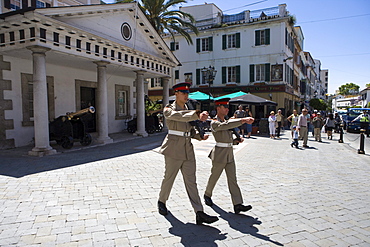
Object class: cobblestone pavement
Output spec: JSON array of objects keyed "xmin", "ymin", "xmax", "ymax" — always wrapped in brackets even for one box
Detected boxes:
[{"xmin": 0, "ymin": 130, "xmax": 369, "ymax": 246}]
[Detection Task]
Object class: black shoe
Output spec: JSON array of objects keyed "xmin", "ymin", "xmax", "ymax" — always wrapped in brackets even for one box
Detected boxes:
[
  {"xmin": 204, "ymin": 195, "xmax": 213, "ymax": 206},
  {"xmin": 303, "ymin": 145, "xmax": 309, "ymax": 148},
  {"xmin": 290, "ymin": 143, "xmax": 293, "ymax": 147},
  {"xmin": 196, "ymin": 211, "xmax": 219, "ymax": 225},
  {"xmin": 234, "ymin": 204, "xmax": 252, "ymax": 214},
  {"xmin": 158, "ymin": 201, "xmax": 168, "ymax": 216}
]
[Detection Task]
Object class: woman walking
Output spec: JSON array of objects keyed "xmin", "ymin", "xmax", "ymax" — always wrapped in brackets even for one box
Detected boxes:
[{"xmin": 324, "ymin": 113, "xmax": 336, "ymax": 140}]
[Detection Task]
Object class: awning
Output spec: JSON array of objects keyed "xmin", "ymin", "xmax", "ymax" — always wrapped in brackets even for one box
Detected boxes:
[
  {"xmin": 189, "ymin": 91, "xmax": 214, "ymax": 101},
  {"xmin": 213, "ymin": 91, "xmax": 247, "ymax": 100},
  {"xmin": 229, "ymin": 93, "xmax": 277, "ymax": 105}
]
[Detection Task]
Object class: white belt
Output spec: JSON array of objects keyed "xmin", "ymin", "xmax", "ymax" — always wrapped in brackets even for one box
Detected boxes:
[
  {"xmin": 216, "ymin": 142, "xmax": 233, "ymax": 147},
  {"xmin": 168, "ymin": 130, "xmax": 191, "ymax": 137}
]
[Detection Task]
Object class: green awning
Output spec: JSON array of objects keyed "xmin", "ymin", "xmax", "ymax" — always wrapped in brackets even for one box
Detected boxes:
[
  {"xmin": 189, "ymin": 91, "xmax": 214, "ymax": 101},
  {"xmin": 213, "ymin": 91, "xmax": 247, "ymax": 100}
]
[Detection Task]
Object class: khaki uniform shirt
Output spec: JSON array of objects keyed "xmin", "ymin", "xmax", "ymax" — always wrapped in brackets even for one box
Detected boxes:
[
  {"xmin": 208, "ymin": 117, "xmax": 243, "ymax": 164},
  {"xmin": 159, "ymin": 101, "xmax": 202, "ymax": 161}
]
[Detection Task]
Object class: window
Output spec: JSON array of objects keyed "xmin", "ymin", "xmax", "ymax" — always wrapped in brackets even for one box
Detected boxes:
[
  {"xmin": 249, "ymin": 64, "xmax": 270, "ymax": 83},
  {"xmin": 149, "ymin": 78, "xmax": 162, "ymax": 88},
  {"xmin": 196, "ymin": 37, "xmax": 213, "ymax": 52},
  {"xmin": 36, "ymin": 0, "xmax": 45, "ymax": 8},
  {"xmin": 21, "ymin": 73, "xmax": 55, "ymax": 126},
  {"xmin": 255, "ymin": 29, "xmax": 270, "ymax": 46},
  {"xmin": 184, "ymin": 73, "xmax": 192, "ymax": 84},
  {"xmin": 222, "ymin": 33, "xmax": 240, "ymax": 49},
  {"xmin": 222, "ymin": 66, "xmax": 241, "ymax": 84},
  {"xmin": 170, "ymin": 42, "xmax": 179, "ymax": 51},
  {"xmin": 174, "ymin": 70, "xmax": 179, "ymax": 80},
  {"xmin": 9, "ymin": 0, "xmax": 21, "ymax": 10},
  {"xmin": 115, "ymin": 84, "xmax": 130, "ymax": 119}
]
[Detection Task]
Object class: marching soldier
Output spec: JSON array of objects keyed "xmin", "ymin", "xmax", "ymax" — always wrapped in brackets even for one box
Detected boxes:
[
  {"xmin": 204, "ymin": 98, "xmax": 255, "ymax": 214},
  {"xmin": 158, "ymin": 82, "xmax": 219, "ymax": 225}
]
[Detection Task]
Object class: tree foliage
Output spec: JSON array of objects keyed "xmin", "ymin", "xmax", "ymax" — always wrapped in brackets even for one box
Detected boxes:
[
  {"xmin": 338, "ymin": 83, "xmax": 360, "ymax": 95},
  {"xmin": 309, "ymin": 98, "xmax": 327, "ymax": 111},
  {"xmin": 117, "ymin": 0, "xmax": 199, "ymax": 44}
]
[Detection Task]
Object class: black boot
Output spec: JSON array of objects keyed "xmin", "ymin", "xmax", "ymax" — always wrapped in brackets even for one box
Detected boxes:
[
  {"xmin": 204, "ymin": 195, "xmax": 213, "ymax": 206},
  {"xmin": 196, "ymin": 211, "xmax": 219, "ymax": 225},
  {"xmin": 158, "ymin": 201, "xmax": 168, "ymax": 216},
  {"xmin": 234, "ymin": 204, "xmax": 252, "ymax": 214}
]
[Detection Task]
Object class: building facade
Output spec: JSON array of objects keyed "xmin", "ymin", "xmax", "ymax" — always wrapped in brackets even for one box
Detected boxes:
[
  {"xmin": 148, "ymin": 3, "xmax": 329, "ymax": 117},
  {"xmin": 0, "ymin": 3, "xmax": 178, "ymax": 153}
]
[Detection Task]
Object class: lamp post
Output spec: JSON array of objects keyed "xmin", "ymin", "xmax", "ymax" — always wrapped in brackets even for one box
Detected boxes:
[{"xmin": 201, "ymin": 66, "xmax": 217, "ymax": 111}]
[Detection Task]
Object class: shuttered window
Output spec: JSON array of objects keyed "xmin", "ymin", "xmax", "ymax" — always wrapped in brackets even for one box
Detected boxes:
[
  {"xmin": 255, "ymin": 29, "xmax": 270, "ymax": 46},
  {"xmin": 196, "ymin": 37, "xmax": 213, "ymax": 52}
]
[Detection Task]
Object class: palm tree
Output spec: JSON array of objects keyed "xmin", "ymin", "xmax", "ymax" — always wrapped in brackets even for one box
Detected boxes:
[{"xmin": 117, "ymin": 0, "xmax": 199, "ymax": 44}]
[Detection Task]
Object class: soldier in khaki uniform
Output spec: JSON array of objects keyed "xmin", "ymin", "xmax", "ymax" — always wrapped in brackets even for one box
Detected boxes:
[
  {"xmin": 158, "ymin": 82, "xmax": 219, "ymax": 225},
  {"xmin": 204, "ymin": 98, "xmax": 255, "ymax": 214}
]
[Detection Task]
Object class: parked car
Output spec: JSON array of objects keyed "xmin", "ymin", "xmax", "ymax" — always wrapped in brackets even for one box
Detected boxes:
[{"xmin": 344, "ymin": 108, "xmax": 370, "ymax": 132}]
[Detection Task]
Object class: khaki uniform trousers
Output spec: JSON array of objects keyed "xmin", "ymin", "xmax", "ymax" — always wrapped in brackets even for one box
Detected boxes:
[
  {"xmin": 205, "ymin": 161, "xmax": 243, "ymax": 206},
  {"xmin": 159, "ymin": 156, "xmax": 203, "ymax": 212}
]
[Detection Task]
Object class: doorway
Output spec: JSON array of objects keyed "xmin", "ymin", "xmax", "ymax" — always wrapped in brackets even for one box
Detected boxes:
[{"xmin": 80, "ymin": 87, "xmax": 96, "ymax": 132}]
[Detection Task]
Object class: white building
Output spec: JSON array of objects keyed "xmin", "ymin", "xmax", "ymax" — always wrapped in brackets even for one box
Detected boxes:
[
  {"xmin": 360, "ymin": 87, "xmax": 370, "ymax": 108},
  {"xmin": 149, "ymin": 3, "xmax": 325, "ymax": 116},
  {"xmin": 0, "ymin": 3, "xmax": 178, "ymax": 153}
]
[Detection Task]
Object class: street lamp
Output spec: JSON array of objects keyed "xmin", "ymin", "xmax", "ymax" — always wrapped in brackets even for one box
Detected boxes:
[{"xmin": 201, "ymin": 66, "xmax": 217, "ymax": 111}]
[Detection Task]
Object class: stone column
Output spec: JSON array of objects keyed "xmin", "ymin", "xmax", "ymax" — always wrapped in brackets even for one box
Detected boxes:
[
  {"xmin": 27, "ymin": 46, "xmax": 56, "ymax": 157},
  {"xmin": 94, "ymin": 61, "xmax": 113, "ymax": 144},
  {"xmin": 161, "ymin": 77, "xmax": 170, "ymax": 131},
  {"xmin": 134, "ymin": 71, "xmax": 148, "ymax": 137}
]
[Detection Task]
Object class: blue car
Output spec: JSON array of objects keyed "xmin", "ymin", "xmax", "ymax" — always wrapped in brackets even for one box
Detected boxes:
[{"xmin": 345, "ymin": 108, "xmax": 370, "ymax": 133}]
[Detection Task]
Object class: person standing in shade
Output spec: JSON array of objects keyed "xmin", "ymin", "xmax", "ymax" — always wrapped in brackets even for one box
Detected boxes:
[
  {"xmin": 312, "ymin": 112, "xmax": 324, "ymax": 142},
  {"xmin": 234, "ymin": 105, "xmax": 246, "ymax": 137},
  {"xmin": 204, "ymin": 98, "xmax": 254, "ymax": 214},
  {"xmin": 158, "ymin": 82, "xmax": 219, "ymax": 225},
  {"xmin": 297, "ymin": 108, "xmax": 309, "ymax": 148},
  {"xmin": 244, "ymin": 106, "xmax": 253, "ymax": 138},
  {"xmin": 276, "ymin": 109, "xmax": 284, "ymax": 138}
]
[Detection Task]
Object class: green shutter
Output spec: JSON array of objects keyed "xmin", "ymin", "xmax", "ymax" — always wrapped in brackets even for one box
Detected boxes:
[
  {"xmin": 236, "ymin": 66, "xmax": 241, "ymax": 83},
  {"xmin": 222, "ymin": 67, "xmax": 227, "ymax": 84},
  {"xmin": 175, "ymin": 70, "xmax": 179, "ymax": 79},
  {"xmin": 196, "ymin": 39, "xmax": 200, "ymax": 53},
  {"xmin": 196, "ymin": 69, "xmax": 200, "ymax": 85},
  {"xmin": 208, "ymin": 37, "xmax": 213, "ymax": 51},
  {"xmin": 236, "ymin": 33, "xmax": 241, "ymax": 48},
  {"xmin": 255, "ymin": 30, "xmax": 260, "ymax": 46},
  {"xmin": 222, "ymin": 35, "xmax": 227, "ymax": 50},
  {"xmin": 250, "ymin": 64, "xmax": 255, "ymax": 83},
  {"xmin": 170, "ymin": 42, "xmax": 175, "ymax": 51},
  {"xmin": 265, "ymin": 63, "xmax": 270, "ymax": 82},
  {"xmin": 265, "ymin": 29, "xmax": 270, "ymax": 45}
]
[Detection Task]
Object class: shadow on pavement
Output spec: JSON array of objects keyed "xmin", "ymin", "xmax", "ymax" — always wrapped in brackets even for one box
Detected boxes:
[
  {"xmin": 0, "ymin": 135, "xmax": 165, "ymax": 178},
  {"xmin": 165, "ymin": 212, "xmax": 227, "ymax": 247},
  {"xmin": 211, "ymin": 205, "xmax": 283, "ymax": 246}
]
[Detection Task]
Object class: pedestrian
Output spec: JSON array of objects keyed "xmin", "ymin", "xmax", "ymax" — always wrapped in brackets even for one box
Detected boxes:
[
  {"xmin": 234, "ymin": 105, "xmax": 246, "ymax": 137},
  {"xmin": 276, "ymin": 109, "xmax": 284, "ymax": 138},
  {"xmin": 324, "ymin": 113, "xmax": 336, "ymax": 140},
  {"xmin": 268, "ymin": 111, "xmax": 277, "ymax": 139},
  {"xmin": 334, "ymin": 112, "xmax": 342, "ymax": 133},
  {"xmin": 290, "ymin": 125, "xmax": 299, "ymax": 148},
  {"xmin": 244, "ymin": 106, "xmax": 253, "ymax": 138},
  {"xmin": 158, "ymin": 82, "xmax": 219, "ymax": 225},
  {"xmin": 311, "ymin": 110, "xmax": 318, "ymax": 136},
  {"xmin": 204, "ymin": 98, "xmax": 254, "ymax": 214},
  {"xmin": 287, "ymin": 109, "xmax": 299, "ymax": 138},
  {"xmin": 312, "ymin": 112, "xmax": 324, "ymax": 142},
  {"xmin": 297, "ymin": 108, "xmax": 309, "ymax": 148},
  {"xmin": 351, "ymin": 110, "xmax": 369, "ymax": 137}
]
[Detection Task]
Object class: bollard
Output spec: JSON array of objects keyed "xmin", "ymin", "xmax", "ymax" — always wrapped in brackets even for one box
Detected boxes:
[
  {"xmin": 338, "ymin": 124, "xmax": 344, "ymax": 143},
  {"xmin": 358, "ymin": 129, "xmax": 365, "ymax": 154}
]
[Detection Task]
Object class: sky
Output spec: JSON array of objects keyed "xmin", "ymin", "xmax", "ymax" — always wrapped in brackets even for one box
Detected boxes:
[{"xmin": 106, "ymin": 0, "xmax": 370, "ymax": 94}]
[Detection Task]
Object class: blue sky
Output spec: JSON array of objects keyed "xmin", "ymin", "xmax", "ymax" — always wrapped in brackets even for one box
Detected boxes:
[{"xmin": 107, "ymin": 0, "xmax": 370, "ymax": 94}]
